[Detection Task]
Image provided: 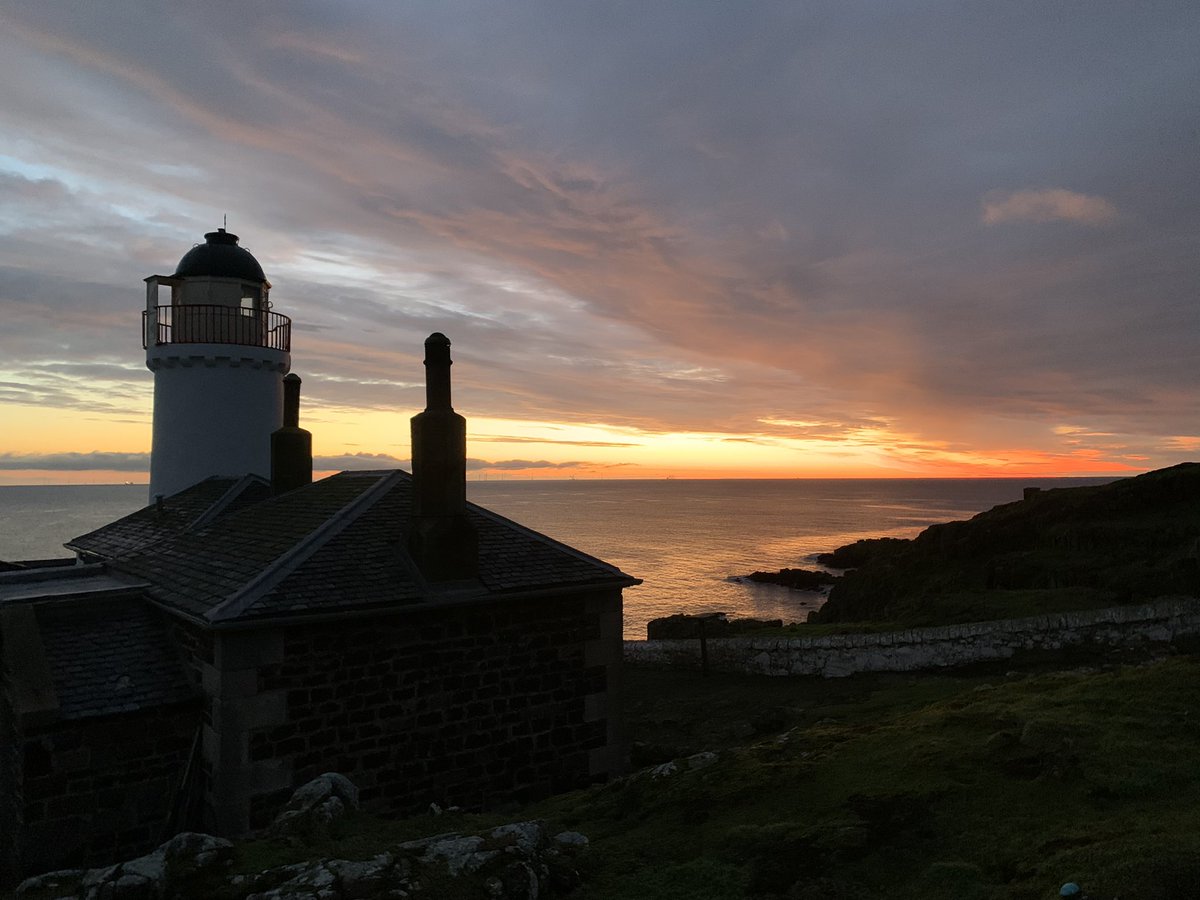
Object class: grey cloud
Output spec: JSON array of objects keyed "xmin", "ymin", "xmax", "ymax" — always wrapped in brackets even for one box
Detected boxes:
[
  {"xmin": 26, "ymin": 362, "xmax": 149, "ymax": 380},
  {"xmin": 0, "ymin": 452, "xmax": 149, "ymax": 471},
  {"xmin": 314, "ymin": 452, "xmax": 409, "ymax": 470},
  {"xmin": 470, "ymin": 459, "xmax": 583, "ymax": 471}
]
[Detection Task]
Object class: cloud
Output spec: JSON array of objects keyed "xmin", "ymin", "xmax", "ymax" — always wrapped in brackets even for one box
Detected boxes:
[
  {"xmin": 0, "ymin": 451, "xmax": 149, "ymax": 471},
  {"xmin": 0, "ymin": 4, "xmax": 1196, "ymax": 476},
  {"xmin": 314, "ymin": 452, "xmax": 409, "ymax": 470},
  {"xmin": 472, "ymin": 434, "xmax": 638, "ymax": 448},
  {"xmin": 315, "ymin": 454, "xmax": 607, "ymax": 474},
  {"xmin": 468, "ymin": 458, "xmax": 583, "ymax": 471},
  {"xmin": 981, "ymin": 188, "xmax": 1118, "ymax": 227},
  {"xmin": 0, "ymin": 451, "xmax": 609, "ymax": 477},
  {"xmin": 1162, "ymin": 436, "xmax": 1200, "ymax": 453}
]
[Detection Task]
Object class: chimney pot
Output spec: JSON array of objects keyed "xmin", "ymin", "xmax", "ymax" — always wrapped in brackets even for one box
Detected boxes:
[
  {"xmin": 283, "ymin": 373, "xmax": 301, "ymax": 428},
  {"xmin": 424, "ymin": 332, "xmax": 453, "ymax": 411},
  {"xmin": 409, "ymin": 333, "xmax": 477, "ymax": 580},
  {"xmin": 271, "ymin": 373, "xmax": 312, "ymax": 494}
]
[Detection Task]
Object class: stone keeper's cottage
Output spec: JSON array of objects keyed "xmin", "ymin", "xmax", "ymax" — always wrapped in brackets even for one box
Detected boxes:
[{"xmin": 0, "ymin": 230, "xmax": 637, "ymax": 884}]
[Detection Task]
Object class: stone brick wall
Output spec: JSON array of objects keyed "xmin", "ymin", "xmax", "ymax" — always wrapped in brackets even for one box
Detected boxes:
[
  {"xmin": 203, "ymin": 589, "xmax": 623, "ymax": 833},
  {"xmin": 624, "ymin": 598, "xmax": 1200, "ymax": 677},
  {"xmin": 165, "ymin": 616, "xmax": 214, "ymax": 687},
  {"xmin": 17, "ymin": 702, "xmax": 199, "ymax": 876},
  {"xmin": 0, "ymin": 664, "xmax": 20, "ymax": 885}
]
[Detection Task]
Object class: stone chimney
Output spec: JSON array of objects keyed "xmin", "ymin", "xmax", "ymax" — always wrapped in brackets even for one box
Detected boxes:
[
  {"xmin": 409, "ymin": 333, "xmax": 478, "ymax": 580},
  {"xmin": 270, "ymin": 373, "xmax": 312, "ymax": 494}
]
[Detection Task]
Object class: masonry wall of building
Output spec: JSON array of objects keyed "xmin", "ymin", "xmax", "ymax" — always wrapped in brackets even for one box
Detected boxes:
[
  {"xmin": 0, "ymin": 666, "xmax": 20, "ymax": 885},
  {"xmin": 160, "ymin": 614, "xmax": 216, "ymax": 830},
  {"xmin": 16, "ymin": 703, "xmax": 199, "ymax": 876},
  {"xmin": 623, "ymin": 598, "xmax": 1200, "ymax": 677},
  {"xmin": 165, "ymin": 616, "xmax": 215, "ymax": 687},
  {"xmin": 202, "ymin": 589, "xmax": 625, "ymax": 834}
]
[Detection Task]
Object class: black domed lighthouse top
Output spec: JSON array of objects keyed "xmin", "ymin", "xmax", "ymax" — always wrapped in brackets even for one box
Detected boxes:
[{"xmin": 173, "ymin": 228, "xmax": 267, "ymax": 282}]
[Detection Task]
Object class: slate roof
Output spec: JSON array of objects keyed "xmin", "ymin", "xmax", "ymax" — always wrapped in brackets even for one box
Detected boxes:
[
  {"xmin": 67, "ymin": 475, "xmax": 271, "ymax": 560},
  {"xmin": 36, "ymin": 599, "xmax": 197, "ymax": 720},
  {"xmin": 102, "ymin": 470, "xmax": 637, "ymax": 625}
]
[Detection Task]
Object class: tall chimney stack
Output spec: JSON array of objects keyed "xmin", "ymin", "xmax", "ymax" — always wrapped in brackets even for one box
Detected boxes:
[
  {"xmin": 270, "ymin": 373, "xmax": 312, "ymax": 494},
  {"xmin": 409, "ymin": 333, "xmax": 478, "ymax": 580}
]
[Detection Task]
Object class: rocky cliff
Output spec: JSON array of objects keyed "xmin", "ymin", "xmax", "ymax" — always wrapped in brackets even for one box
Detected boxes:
[{"xmin": 811, "ymin": 462, "xmax": 1200, "ymax": 626}]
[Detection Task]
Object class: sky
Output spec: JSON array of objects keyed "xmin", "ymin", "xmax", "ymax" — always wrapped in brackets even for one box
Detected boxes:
[{"xmin": 0, "ymin": 2, "xmax": 1197, "ymax": 483}]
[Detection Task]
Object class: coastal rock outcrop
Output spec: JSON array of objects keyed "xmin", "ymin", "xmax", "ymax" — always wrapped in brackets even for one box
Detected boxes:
[
  {"xmin": 815, "ymin": 538, "xmax": 909, "ymax": 570},
  {"xmin": 811, "ymin": 464, "xmax": 1200, "ymax": 626},
  {"xmin": 742, "ymin": 568, "xmax": 839, "ymax": 591}
]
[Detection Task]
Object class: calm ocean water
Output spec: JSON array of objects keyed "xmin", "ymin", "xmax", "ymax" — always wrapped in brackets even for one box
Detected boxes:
[{"xmin": 0, "ymin": 478, "xmax": 1116, "ymax": 638}]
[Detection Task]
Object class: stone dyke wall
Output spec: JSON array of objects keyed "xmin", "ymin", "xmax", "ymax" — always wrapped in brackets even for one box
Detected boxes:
[
  {"xmin": 16, "ymin": 703, "xmax": 199, "ymax": 877},
  {"xmin": 201, "ymin": 588, "xmax": 625, "ymax": 835},
  {"xmin": 623, "ymin": 598, "xmax": 1200, "ymax": 677}
]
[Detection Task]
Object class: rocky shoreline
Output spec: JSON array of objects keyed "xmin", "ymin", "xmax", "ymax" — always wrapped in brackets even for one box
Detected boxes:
[{"xmin": 737, "ymin": 566, "xmax": 839, "ymax": 591}]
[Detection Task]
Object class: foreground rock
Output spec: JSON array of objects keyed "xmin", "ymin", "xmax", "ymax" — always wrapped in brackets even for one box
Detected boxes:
[
  {"xmin": 15, "ymin": 832, "xmax": 234, "ymax": 900},
  {"xmin": 17, "ymin": 776, "xmax": 586, "ymax": 900},
  {"xmin": 17, "ymin": 822, "xmax": 585, "ymax": 900},
  {"xmin": 270, "ymin": 772, "xmax": 361, "ymax": 843},
  {"xmin": 236, "ymin": 822, "xmax": 585, "ymax": 900}
]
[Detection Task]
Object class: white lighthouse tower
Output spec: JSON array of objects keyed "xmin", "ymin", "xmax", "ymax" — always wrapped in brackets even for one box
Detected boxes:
[{"xmin": 143, "ymin": 229, "xmax": 291, "ymax": 499}]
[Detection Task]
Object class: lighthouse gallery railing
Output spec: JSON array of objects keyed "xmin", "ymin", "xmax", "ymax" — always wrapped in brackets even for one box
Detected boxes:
[{"xmin": 143, "ymin": 305, "xmax": 292, "ymax": 352}]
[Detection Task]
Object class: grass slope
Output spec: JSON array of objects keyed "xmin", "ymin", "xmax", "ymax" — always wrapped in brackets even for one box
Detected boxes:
[
  {"xmin": 543, "ymin": 659, "xmax": 1200, "ymax": 899},
  {"xmin": 210, "ymin": 657, "xmax": 1200, "ymax": 900}
]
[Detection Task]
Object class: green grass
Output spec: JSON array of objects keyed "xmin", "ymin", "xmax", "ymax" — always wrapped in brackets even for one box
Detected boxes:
[{"xmin": 527, "ymin": 658, "xmax": 1200, "ymax": 898}]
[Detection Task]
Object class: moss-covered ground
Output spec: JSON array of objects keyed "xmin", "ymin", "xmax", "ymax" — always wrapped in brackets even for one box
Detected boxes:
[{"xmin": 221, "ymin": 652, "xmax": 1200, "ymax": 899}]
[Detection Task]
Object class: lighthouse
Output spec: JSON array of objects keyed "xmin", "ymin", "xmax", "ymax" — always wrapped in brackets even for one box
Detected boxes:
[{"xmin": 143, "ymin": 229, "xmax": 291, "ymax": 499}]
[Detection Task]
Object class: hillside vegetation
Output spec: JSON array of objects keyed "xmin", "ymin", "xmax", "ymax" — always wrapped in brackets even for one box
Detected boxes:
[{"xmin": 810, "ymin": 463, "xmax": 1200, "ymax": 628}]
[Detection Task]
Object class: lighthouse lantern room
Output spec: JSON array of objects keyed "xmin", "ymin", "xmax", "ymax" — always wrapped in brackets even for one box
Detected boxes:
[{"xmin": 143, "ymin": 229, "xmax": 292, "ymax": 499}]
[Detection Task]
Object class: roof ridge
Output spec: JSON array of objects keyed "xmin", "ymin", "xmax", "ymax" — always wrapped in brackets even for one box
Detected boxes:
[
  {"xmin": 205, "ymin": 471, "xmax": 401, "ymax": 623},
  {"xmin": 65, "ymin": 475, "xmax": 243, "ymax": 560},
  {"xmin": 187, "ymin": 473, "xmax": 269, "ymax": 531}
]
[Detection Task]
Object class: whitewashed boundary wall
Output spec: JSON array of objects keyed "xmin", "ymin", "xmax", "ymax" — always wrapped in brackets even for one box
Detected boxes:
[{"xmin": 623, "ymin": 598, "xmax": 1200, "ymax": 678}]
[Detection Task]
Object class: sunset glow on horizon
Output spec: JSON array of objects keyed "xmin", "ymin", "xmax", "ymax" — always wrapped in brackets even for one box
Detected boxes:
[
  {"xmin": 0, "ymin": 401, "xmax": 1148, "ymax": 485},
  {"xmin": 0, "ymin": 4, "xmax": 1196, "ymax": 487}
]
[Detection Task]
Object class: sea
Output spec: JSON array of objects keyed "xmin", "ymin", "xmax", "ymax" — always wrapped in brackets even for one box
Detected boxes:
[{"xmin": 0, "ymin": 478, "xmax": 1117, "ymax": 639}]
